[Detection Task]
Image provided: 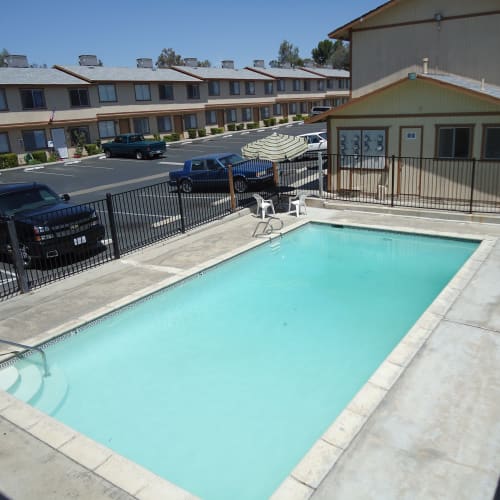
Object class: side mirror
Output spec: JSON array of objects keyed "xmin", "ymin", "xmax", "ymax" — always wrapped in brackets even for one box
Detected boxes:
[{"xmin": 61, "ymin": 194, "xmax": 70, "ymax": 201}]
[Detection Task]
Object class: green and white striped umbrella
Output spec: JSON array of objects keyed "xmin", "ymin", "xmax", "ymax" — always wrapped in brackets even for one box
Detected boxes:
[{"xmin": 241, "ymin": 132, "xmax": 308, "ymax": 161}]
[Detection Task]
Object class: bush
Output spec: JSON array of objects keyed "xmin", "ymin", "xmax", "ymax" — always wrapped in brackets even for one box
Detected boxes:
[
  {"xmin": 153, "ymin": 133, "xmax": 161, "ymax": 141},
  {"xmin": 236, "ymin": 123, "xmax": 245, "ymax": 130},
  {"xmin": 84, "ymin": 143, "xmax": 99, "ymax": 156},
  {"xmin": 293, "ymin": 114, "xmax": 305, "ymax": 121},
  {"xmin": 32, "ymin": 150, "xmax": 48, "ymax": 163},
  {"xmin": 0, "ymin": 153, "xmax": 18, "ymax": 169},
  {"xmin": 197, "ymin": 128, "xmax": 206, "ymax": 137},
  {"xmin": 163, "ymin": 133, "xmax": 180, "ymax": 142},
  {"xmin": 210, "ymin": 127, "xmax": 224, "ymax": 135},
  {"xmin": 246, "ymin": 122, "xmax": 258, "ymax": 129},
  {"xmin": 279, "ymin": 117, "xmax": 289, "ymax": 124},
  {"xmin": 187, "ymin": 128, "xmax": 197, "ymax": 139},
  {"xmin": 227, "ymin": 123, "xmax": 236, "ymax": 131},
  {"xmin": 48, "ymin": 152, "xmax": 60, "ymax": 162}
]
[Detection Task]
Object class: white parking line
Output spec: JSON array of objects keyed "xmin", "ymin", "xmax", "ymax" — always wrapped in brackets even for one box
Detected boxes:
[
  {"xmin": 241, "ymin": 132, "xmax": 250, "ymax": 135},
  {"xmin": 213, "ymin": 196, "xmax": 231, "ymax": 206},
  {"xmin": 96, "ymin": 208, "xmax": 167, "ymax": 219},
  {"xmin": 26, "ymin": 171, "xmax": 75, "ymax": 177},
  {"xmin": 152, "ymin": 215, "xmax": 182, "ymax": 227},
  {"xmin": 223, "ymin": 134, "xmax": 233, "ymax": 138},
  {"xmin": 182, "ymin": 141, "xmax": 193, "ymax": 145},
  {"xmin": 0, "ymin": 268, "xmax": 16, "ymax": 277},
  {"xmin": 24, "ymin": 166, "xmax": 45, "ymax": 171}
]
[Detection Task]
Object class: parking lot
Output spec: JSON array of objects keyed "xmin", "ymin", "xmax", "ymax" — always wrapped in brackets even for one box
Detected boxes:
[{"xmin": 0, "ymin": 122, "xmax": 325, "ymax": 294}]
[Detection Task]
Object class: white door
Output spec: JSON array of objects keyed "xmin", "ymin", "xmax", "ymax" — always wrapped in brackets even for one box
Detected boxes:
[
  {"xmin": 51, "ymin": 128, "xmax": 68, "ymax": 159},
  {"xmin": 398, "ymin": 127, "xmax": 423, "ymax": 197}
]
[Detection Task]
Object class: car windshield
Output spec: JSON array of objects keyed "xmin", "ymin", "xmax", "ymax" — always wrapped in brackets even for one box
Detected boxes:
[
  {"xmin": 0, "ymin": 187, "xmax": 60, "ymax": 216},
  {"xmin": 218, "ymin": 154, "xmax": 244, "ymax": 167},
  {"xmin": 319, "ymin": 132, "xmax": 327, "ymax": 141}
]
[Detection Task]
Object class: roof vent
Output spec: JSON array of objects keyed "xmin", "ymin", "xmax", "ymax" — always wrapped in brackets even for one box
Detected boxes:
[
  {"xmin": 5, "ymin": 55, "xmax": 29, "ymax": 68},
  {"xmin": 79, "ymin": 55, "xmax": 99, "ymax": 66},
  {"xmin": 137, "ymin": 58, "xmax": 153, "ymax": 69},
  {"xmin": 184, "ymin": 58, "xmax": 198, "ymax": 67},
  {"xmin": 253, "ymin": 59, "xmax": 265, "ymax": 68},
  {"xmin": 221, "ymin": 60, "xmax": 235, "ymax": 69},
  {"xmin": 422, "ymin": 57, "xmax": 429, "ymax": 75},
  {"xmin": 480, "ymin": 78, "xmax": 485, "ymax": 91}
]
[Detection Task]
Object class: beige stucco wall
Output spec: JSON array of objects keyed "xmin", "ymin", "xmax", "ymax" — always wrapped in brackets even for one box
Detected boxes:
[{"xmin": 351, "ymin": 0, "xmax": 500, "ymax": 97}]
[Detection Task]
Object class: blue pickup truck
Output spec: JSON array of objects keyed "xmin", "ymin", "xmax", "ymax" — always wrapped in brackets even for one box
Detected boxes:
[
  {"xmin": 168, "ymin": 153, "xmax": 274, "ymax": 193},
  {"xmin": 103, "ymin": 134, "xmax": 166, "ymax": 160}
]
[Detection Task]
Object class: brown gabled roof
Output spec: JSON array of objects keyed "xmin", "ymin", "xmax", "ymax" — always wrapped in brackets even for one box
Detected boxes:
[{"xmin": 328, "ymin": 0, "xmax": 399, "ymax": 40}]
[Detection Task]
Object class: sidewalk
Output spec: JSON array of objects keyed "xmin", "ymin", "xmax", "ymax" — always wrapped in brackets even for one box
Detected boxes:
[{"xmin": 1, "ymin": 207, "xmax": 499, "ymax": 499}]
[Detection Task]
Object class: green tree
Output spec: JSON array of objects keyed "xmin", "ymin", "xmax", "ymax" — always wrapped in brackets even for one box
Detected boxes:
[
  {"xmin": 329, "ymin": 40, "xmax": 349, "ymax": 70},
  {"xmin": 156, "ymin": 48, "xmax": 183, "ymax": 68},
  {"xmin": 0, "ymin": 48, "xmax": 9, "ymax": 67},
  {"xmin": 197, "ymin": 59, "xmax": 211, "ymax": 67},
  {"xmin": 274, "ymin": 40, "xmax": 303, "ymax": 68},
  {"xmin": 312, "ymin": 40, "xmax": 335, "ymax": 66}
]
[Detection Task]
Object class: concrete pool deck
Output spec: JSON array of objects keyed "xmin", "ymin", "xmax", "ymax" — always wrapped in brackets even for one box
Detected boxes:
[{"xmin": 0, "ymin": 205, "xmax": 499, "ymax": 499}]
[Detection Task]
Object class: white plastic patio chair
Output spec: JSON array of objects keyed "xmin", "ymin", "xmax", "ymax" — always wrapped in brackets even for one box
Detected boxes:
[
  {"xmin": 288, "ymin": 193, "xmax": 307, "ymax": 217},
  {"xmin": 253, "ymin": 194, "xmax": 275, "ymax": 220}
]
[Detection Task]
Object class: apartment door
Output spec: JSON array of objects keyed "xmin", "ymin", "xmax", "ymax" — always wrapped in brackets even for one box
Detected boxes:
[
  {"xmin": 119, "ymin": 119, "xmax": 130, "ymax": 134},
  {"xmin": 173, "ymin": 115, "xmax": 183, "ymax": 134},
  {"xmin": 398, "ymin": 126, "xmax": 423, "ymax": 198},
  {"xmin": 217, "ymin": 110, "xmax": 225, "ymax": 127},
  {"xmin": 51, "ymin": 128, "xmax": 68, "ymax": 159}
]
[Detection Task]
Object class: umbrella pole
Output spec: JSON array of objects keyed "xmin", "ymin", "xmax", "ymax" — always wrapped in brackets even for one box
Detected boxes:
[
  {"xmin": 272, "ymin": 162, "xmax": 279, "ymax": 186},
  {"xmin": 228, "ymin": 164, "xmax": 236, "ymax": 211}
]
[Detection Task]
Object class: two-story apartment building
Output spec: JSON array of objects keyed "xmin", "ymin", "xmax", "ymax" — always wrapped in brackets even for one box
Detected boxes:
[
  {"xmin": 310, "ymin": 0, "xmax": 500, "ymax": 196},
  {"xmin": 1, "ymin": 54, "xmax": 351, "ymax": 159}
]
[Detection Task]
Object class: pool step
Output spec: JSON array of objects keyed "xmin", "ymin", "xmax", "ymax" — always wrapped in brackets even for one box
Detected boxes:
[
  {"xmin": 30, "ymin": 364, "xmax": 68, "ymax": 416},
  {"xmin": 0, "ymin": 366, "xmax": 20, "ymax": 391},
  {"xmin": 8, "ymin": 361, "xmax": 43, "ymax": 403}
]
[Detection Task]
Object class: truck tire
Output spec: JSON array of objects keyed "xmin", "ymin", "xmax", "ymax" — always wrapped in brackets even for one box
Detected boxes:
[
  {"xmin": 179, "ymin": 179, "xmax": 193, "ymax": 193},
  {"xmin": 233, "ymin": 177, "xmax": 248, "ymax": 193},
  {"xmin": 105, "ymin": 149, "xmax": 112, "ymax": 158},
  {"xmin": 136, "ymin": 150, "xmax": 144, "ymax": 160}
]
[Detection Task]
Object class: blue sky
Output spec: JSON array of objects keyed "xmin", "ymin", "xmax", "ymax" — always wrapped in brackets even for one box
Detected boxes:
[{"xmin": 2, "ymin": 0, "xmax": 382, "ymax": 68}]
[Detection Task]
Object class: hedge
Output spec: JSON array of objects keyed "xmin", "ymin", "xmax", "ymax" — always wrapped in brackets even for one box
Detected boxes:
[{"xmin": 0, "ymin": 153, "xmax": 18, "ymax": 169}]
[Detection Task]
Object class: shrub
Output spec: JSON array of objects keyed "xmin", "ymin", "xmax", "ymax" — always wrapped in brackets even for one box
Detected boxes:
[
  {"xmin": 293, "ymin": 114, "xmax": 305, "ymax": 121},
  {"xmin": 210, "ymin": 127, "xmax": 224, "ymax": 134},
  {"xmin": 163, "ymin": 133, "xmax": 180, "ymax": 142},
  {"xmin": 48, "ymin": 152, "xmax": 60, "ymax": 162},
  {"xmin": 187, "ymin": 128, "xmax": 197, "ymax": 139},
  {"xmin": 153, "ymin": 133, "xmax": 161, "ymax": 141},
  {"xmin": 279, "ymin": 117, "xmax": 289, "ymax": 124},
  {"xmin": 236, "ymin": 123, "xmax": 245, "ymax": 130},
  {"xmin": 32, "ymin": 150, "xmax": 48, "ymax": 163},
  {"xmin": 246, "ymin": 122, "xmax": 258, "ymax": 129},
  {"xmin": 0, "ymin": 153, "xmax": 18, "ymax": 169},
  {"xmin": 85, "ymin": 143, "xmax": 99, "ymax": 156},
  {"xmin": 227, "ymin": 123, "xmax": 236, "ymax": 131},
  {"xmin": 197, "ymin": 128, "xmax": 206, "ymax": 137}
]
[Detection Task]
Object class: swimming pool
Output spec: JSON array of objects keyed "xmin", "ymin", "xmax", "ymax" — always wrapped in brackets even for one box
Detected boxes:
[{"xmin": 0, "ymin": 223, "xmax": 479, "ymax": 499}]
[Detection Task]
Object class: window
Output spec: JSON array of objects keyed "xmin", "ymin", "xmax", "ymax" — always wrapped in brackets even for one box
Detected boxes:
[
  {"xmin": 245, "ymin": 81, "xmax": 255, "ymax": 95},
  {"xmin": 300, "ymin": 102, "xmax": 308, "ymax": 114},
  {"xmin": 205, "ymin": 110, "xmax": 217, "ymax": 125},
  {"xmin": 133, "ymin": 117, "xmax": 150, "ymax": 134},
  {"xmin": 69, "ymin": 127, "xmax": 90, "ymax": 146},
  {"xmin": 22, "ymin": 129, "xmax": 46, "ymax": 151},
  {"xmin": 184, "ymin": 114, "xmax": 198, "ymax": 129},
  {"xmin": 264, "ymin": 81, "xmax": 273, "ymax": 95},
  {"xmin": 303, "ymin": 80, "xmax": 311, "ymax": 91},
  {"xmin": 226, "ymin": 109, "xmax": 237, "ymax": 123},
  {"xmin": 0, "ymin": 89, "xmax": 7, "ymax": 111},
  {"xmin": 277, "ymin": 80, "xmax": 286, "ymax": 92},
  {"xmin": 289, "ymin": 102, "xmax": 297, "ymax": 114},
  {"xmin": 159, "ymin": 84, "xmax": 174, "ymax": 100},
  {"xmin": 157, "ymin": 116, "xmax": 172, "ymax": 133},
  {"xmin": 0, "ymin": 132, "xmax": 10, "ymax": 153},
  {"xmin": 98, "ymin": 84, "xmax": 117, "ymax": 102},
  {"xmin": 242, "ymin": 108, "xmax": 252, "ymax": 122},
  {"xmin": 208, "ymin": 81, "xmax": 220, "ymax": 96},
  {"xmin": 293, "ymin": 80, "xmax": 300, "ymax": 91},
  {"xmin": 326, "ymin": 79, "xmax": 334, "ymax": 90},
  {"xmin": 98, "ymin": 120, "xmax": 116, "ymax": 138},
  {"xmin": 317, "ymin": 80, "xmax": 325, "ymax": 91},
  {"xmin": 273, "ymin": 103, "xmax": 282, "ymax": 116},
  {"xmin": 261, "ymin": 106, "xmax": 270, "ymax": 119},
  {"xmin": 135, "ymin": 84, "xmax": 151, "ymax": 101},
  {"xmin": 229, "ymin": 81, "xmax": 240, "ymax": 95},
  {"xmin": 483, "ymin": 126, "xmax": 500, "ymax": 159},
  {"xmin": 69, "ymin": 88, "xmax": 90, "ymax": 107},
  {"xmin": 20, "ymin": 89, "xmax": 46, "ymax": 109},
  {"xmin": 437, "ymin": 126, "xmax": 472, "ymax": 158},
  {"xmin": 187, "ymin": 84, "xmax": 200, "ymax": 99}
]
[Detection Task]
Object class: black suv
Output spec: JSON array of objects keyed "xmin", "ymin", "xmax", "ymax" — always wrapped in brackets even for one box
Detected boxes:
[{"xmin": 0, "ymin": 183, "xmax": 105, "ymax": 267}]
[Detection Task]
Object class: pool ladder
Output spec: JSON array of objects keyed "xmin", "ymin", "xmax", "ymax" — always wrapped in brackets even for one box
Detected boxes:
[
  {"xmin": 0, "ymin": 339, "xmax": 50, "ymax": 377},
  {"xmin": 252, "ymin": 216, "xmax": 284, "ymax": 238}
]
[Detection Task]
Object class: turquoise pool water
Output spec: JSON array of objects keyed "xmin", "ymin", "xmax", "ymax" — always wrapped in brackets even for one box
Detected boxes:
[{"xmin": 4, "ymin": 224, "xmax": 478, "ymax": 499}]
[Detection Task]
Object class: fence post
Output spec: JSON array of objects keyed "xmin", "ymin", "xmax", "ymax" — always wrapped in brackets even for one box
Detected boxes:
[
  {"xmin": 469, "ymin": 158, "xmax": 476, "ymax": 214},
  {"xmin": 175, "ymin": 185, "xmax": 187, "ymax": 233},
  {"xmin": 6, "ymin": 218, "xmax": 30, "ymax": 294},
  {"xmin": 317, "ymin": 152, "xmax": 324, "ymax": 198},
  {"xmin": 227, "ymin": 164, "xmax": 236, "ymax": 211},
  {"xmin": 390, "ymin": 155, "xmax": 395, "ymax": 207},
  {"xmin": 105, "ymin": 193, "xmax": 121, "ymax": 259}
]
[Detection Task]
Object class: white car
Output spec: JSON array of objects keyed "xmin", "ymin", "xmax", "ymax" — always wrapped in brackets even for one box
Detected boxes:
[{"xmin": 298, "ymin": 131, "xmax": 328, "ymax": 158}]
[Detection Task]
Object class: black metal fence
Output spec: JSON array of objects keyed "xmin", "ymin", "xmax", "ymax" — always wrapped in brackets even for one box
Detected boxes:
[{"xmin": 2, "ymin": 153, "xmax": 499, "ymax": 300}]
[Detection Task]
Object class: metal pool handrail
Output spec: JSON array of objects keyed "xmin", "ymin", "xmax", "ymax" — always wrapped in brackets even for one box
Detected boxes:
[{"xmin": 0, "ymin": 339, "xmax": 50, "ymax": 377}]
